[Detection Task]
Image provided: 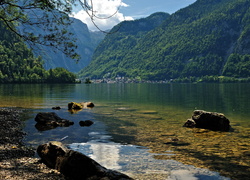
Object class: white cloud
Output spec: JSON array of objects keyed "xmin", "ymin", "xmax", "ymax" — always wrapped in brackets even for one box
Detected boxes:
[{"xmin": 72, "ymin": 0, "xmax": 133, "ymax": 31}]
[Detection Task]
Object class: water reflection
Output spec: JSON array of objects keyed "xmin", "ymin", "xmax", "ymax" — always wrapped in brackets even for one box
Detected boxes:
[
  {"xmin": 1, "ymin": 83, "xmax": 250, "ymax": 179},
  {"xmin": 69, "ymin": 131, "xmax": 230, "ymax": 180},
  {"xmin": 70, "ymin": 132, "xmax": 121, "ymax": 170}
]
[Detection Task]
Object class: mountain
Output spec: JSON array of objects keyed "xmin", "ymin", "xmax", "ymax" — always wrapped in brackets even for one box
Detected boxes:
[
  {"xmin": 0, "ymin": 20, "xmax": 47, "ymax": 83},
  {"xmin": 78, "ymin": 12, "xmax": 170, "ymax": 79},
  {"xmin": 79, "ymin": 0, "xmax": 250, "ymax": 81},
  {"xmin": 0, "ymin": 21, "xmax": 76, "ymax": 83},
  {"xmin": 34, "ymin": 18, "xmax": 105, "ymax": 73}
]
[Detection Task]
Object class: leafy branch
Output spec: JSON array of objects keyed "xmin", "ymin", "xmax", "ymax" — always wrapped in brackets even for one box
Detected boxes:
[{"xmin": 0, "ymin": 0, "xmax": 123, "ymax": 59}]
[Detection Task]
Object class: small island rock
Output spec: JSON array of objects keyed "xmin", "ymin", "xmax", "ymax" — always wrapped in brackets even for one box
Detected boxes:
[
  {"xmin": 183, "ymin": 110, "xmax": 231, "ymax": 131},
  {"xmin": 35, "ymin": 112, "xmax": 74, "ymax": 131}
]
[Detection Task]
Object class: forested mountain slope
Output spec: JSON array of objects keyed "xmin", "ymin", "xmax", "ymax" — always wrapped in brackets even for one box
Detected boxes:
[
  {"xmin": 0, "ymin": 20, "xmax": 47, "ymax": 83},
  {"xmin": 80, "ymin": 0, "xmax": 250, "ymax": 81},
  {"xmin": 0, "ymin": 21, "xmax": 76, "ymax": 83},
  {"xmin": 78, "ymin": 12, "xmax": 170, "ymax": 79}
]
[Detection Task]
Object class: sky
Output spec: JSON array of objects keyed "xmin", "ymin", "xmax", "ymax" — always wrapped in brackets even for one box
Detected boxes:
[{"xmin": 72, "ymin": 0, "xmax": 196, "ymax": 31}]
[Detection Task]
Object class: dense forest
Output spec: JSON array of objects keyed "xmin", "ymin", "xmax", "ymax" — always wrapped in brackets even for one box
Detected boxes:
[
  {"xmin": 79, "ymin": 0, "xmax": 250, "ymax": 82},
  {"xmin": 0, "ymin": 21, "xmax": 76, "ymax": 83}
]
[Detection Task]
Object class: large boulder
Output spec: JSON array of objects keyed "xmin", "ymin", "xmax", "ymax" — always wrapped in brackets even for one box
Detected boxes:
[
  {"xmin": 183, "ymin": 110, "xmax": 231, "ymax": 131},
  {"xmin": 35, "ymin": 112, "xmax": 74, "ymax": 131},
  {"xmin": 37, "ymin": 141, "xmax": 133, "ymax": 180}
]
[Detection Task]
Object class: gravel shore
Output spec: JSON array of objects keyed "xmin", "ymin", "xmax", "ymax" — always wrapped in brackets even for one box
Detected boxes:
[{"xmin": 0, "ymin": 108, "xmax": 65, "ymax": 180}]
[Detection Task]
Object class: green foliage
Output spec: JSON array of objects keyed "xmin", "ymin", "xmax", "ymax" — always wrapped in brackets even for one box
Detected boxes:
[
  {"xmin": 0, "ymin": 20, "xmax": 76, "ymax": 83},
  {"xmin": 173, "ymin": 76, "xmax": 250, "ymax": 83},
  {"xmin": 0, "ymin": 0, "xmax": 79, "ymax": 59},
  {"xmin": 47, "ymin": 67, "xmax": 76, "ymax": 83},
  {"xmin": 80, "ymin": 0, "xmax": 250, "ymax": 81},
  {"xmin": 78, "ymin": 12, "xmax": 170, "ymax": 79},
  {"xmin": 0, "ymin": 21, "xmax": 45, "ymax": 83},
  {"xmin": 222, "ymin": 54, "xmax": 250, "ymax": 77}
]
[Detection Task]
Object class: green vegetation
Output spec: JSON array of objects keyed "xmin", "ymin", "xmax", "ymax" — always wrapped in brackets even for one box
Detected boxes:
[
  {"xmin": 79, "ymin": 0, "xmax": 250, "ymax": 81},
  {"xmin": 0, "ymin": 0, "xmax": 82, "ymax": 59},
  {"xmin": 78, "ymin": 12, "xmax": 170, "ymax": 79},
  {"xmin": 0, "ymin": 21, "xmax": 76, "ymax": 83},
  {"xmin": 47, "ymin": 68, "xmax": 76, "ymax": 83},
  {"xmin": 172, "ymin": 76, "xmax": 250, "ymax": 83},
  {"xmin": 222, "ymin": 54, "xmax": 250, "ymax": 78}
]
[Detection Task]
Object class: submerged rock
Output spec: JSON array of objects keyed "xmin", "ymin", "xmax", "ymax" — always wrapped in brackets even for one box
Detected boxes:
[
  {"xmin": 37, "ymin": 141, "xmax": 133, "ymax": 180},
  {"xmin": 79, "ymin": 120, "xmax": 94, "ymax": 127},
  {"xmin": 183, "ymin": 110, "xmax": 231, "ymax": 132},
  {"xmin": 35, "ymin": 112, "xmax": 74, "ymax": 131},
  {"xmin": 52, "ymin": 106, "xmax": 61, "ymax": 110}
]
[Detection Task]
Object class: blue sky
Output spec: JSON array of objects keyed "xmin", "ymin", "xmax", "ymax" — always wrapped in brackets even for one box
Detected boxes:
[
  {"xmin": 120, "ymin": 0, "xmax": 196, "ymax": 18},
  {"xmin": 72, "ymin": 0, "xmax": 196, "ymax": 31}
]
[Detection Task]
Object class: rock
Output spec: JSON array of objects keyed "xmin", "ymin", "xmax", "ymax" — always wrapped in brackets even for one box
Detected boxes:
[
  {"xmin": 183, "ymin": 119, "xmax": 196, "ymax": 128},
  {"xmin": 85, "ymin": 102, "xmax": 95, "ymax": 108},
  {"xmin": 37, "ymin": 141, "xmax": 133, "ymax": 180},
  {"xmin": 183, "ymin": 110, "xmax": 231, "ymax": 131},
  {"xmin": 79, "ymin": 120, "xmax": 94, "ymax": 127},
  {"xmin": 68, "ymin": 102, "xmax": 83, "ymax": 110},
  {"xmin": 68, "ymin": 102, "xmax": 95, "ymax": 110},
  {"xmin": 52, "ymin": 106, "xmax": 61, "ymax": 110},
  {"xmin": 35, "ymin": 112, "xmax": 74, "ymax": 131}
]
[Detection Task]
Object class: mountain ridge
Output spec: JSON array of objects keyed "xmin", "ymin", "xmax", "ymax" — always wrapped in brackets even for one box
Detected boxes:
[
  {"xmin": 35, "ymin": 17, "xmax": 105, "ymax": 73},
  {"xmin": 79, "ymin": 0, "xmax": 250, "ymax": 81}
]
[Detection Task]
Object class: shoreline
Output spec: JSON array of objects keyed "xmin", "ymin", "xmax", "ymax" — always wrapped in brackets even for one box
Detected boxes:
[
  {"xmin": 1, "ymin": 107, "xmax": 249, "ymax": 180},
  {"xmin": 0, "ymin": 108, "xmax": 65, "ymax": 180}
]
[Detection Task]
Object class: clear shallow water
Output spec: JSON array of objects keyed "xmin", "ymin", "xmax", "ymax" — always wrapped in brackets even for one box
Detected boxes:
[
  {"xmin": 69, "ymin": 132, "xmax": 230, "ymax": 180},
  {"xmin": 1, "ymin": 83, "xmax": 250, "ymax": 179},
  {"xmin": 22, "ymin": 107, "xmax": 230, "ymax": 179}
]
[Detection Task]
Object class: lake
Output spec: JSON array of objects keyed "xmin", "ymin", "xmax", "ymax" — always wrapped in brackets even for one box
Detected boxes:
[{"xmin": 1, "ymin": 83, "xmax": 249, "ymax": 180}]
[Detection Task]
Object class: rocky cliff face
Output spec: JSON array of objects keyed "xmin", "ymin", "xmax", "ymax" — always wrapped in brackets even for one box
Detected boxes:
[
  {"xmin": 38, "ymin": 18, "xmax": 105, "ymax": 73},
  {"xmin": 17, "ymin": 8, "xmax": 105, "ymax": 73}
]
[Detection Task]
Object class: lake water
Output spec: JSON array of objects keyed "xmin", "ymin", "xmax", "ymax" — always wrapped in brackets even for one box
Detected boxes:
[{"xmin": 1, "ymin": 83, "xmax": 250, "ymax": 180}]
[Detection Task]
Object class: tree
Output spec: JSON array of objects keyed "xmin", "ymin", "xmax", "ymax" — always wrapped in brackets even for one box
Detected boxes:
[
  {"xmin": 0, "ymin": 0, "xmax": 121, "ymax": 60},
  {"xmin": 47, "ymin": 67, "xmax": 76, "ymax": 83}
]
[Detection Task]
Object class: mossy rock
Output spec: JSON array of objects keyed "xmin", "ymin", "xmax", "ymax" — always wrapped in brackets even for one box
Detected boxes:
[{"xmin": 68, "ymin": 102, "xmax": 83, "ymax": 110}]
